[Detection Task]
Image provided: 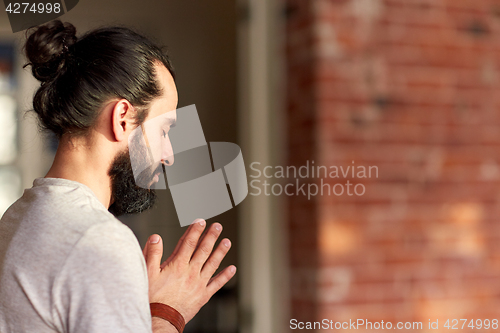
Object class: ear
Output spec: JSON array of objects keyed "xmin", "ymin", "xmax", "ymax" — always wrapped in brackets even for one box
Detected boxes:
[{"xmin": 111, "ymin": 99, "xmax": 135, "ymax": 142}]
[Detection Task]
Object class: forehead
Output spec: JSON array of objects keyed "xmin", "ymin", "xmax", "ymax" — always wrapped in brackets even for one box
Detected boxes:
[{"xmin": 144, "ymin": 62, "xmax": 178, "ymax": 121}]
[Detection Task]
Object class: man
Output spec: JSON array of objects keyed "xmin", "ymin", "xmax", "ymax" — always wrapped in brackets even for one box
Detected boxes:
[{"xmin": 0, "ymin": 20, "xmax": 236, "ymax": 332}]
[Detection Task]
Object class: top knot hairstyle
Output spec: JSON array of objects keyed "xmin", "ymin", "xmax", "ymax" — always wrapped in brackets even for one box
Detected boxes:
[{"xmin": 23, "ymin": 20, "xmax": 174, "ymax": 138}]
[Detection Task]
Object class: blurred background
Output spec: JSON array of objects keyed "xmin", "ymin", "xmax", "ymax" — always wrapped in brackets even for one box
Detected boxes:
[{"xmin": 3, "ymin": 0, "xmax": 500, "ymax": 332}]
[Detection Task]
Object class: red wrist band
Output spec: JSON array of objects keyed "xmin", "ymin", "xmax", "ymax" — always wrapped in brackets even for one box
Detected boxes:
[{"xmin": 150, "ymin": 303, "xmax": 185, "ymax": 333}]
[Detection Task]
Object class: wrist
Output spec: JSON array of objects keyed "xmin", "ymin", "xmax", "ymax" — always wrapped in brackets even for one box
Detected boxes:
[
  {"xmin": 150, "ymin": 303, "xmax": 185, "ymax": 333},
  {"xmin": 152, "ymin": 317, "xmax": 177, "ymax": 333}
]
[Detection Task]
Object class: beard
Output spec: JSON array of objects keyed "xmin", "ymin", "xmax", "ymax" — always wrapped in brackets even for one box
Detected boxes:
[{"xmin": 107, "ymin": 149, "xmax": 159, "ymax": 216}]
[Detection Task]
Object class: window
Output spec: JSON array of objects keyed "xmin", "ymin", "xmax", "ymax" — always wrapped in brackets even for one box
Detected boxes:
[{"xmin": 0, "ymin": 43, "xmax": 21, "ymax": 217}]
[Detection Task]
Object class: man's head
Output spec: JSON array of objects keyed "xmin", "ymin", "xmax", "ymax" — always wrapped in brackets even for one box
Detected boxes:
[
  {"xmin": 107, "ymin": 65, "xmax": 178, "ymax": 216},
  {"xmin": 24, "ymin": 20, "xmax": 178, "ymax": 216}
]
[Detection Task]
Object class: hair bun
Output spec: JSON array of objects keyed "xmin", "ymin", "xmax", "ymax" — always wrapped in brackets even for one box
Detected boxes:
[{"xmin": 24, "ymin": 20, "xmax": 77, "ymax": 82}]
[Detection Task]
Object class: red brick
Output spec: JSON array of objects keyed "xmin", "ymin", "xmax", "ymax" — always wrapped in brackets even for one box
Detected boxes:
[{"xmin": 286, "ymin": 0, "xmax": 500, "ymax": 325}]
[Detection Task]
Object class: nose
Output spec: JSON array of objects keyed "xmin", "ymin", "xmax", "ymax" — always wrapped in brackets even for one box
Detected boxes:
[{"xmin": 161, "ymin": 134, "xmax": 174, "ymax": 166}]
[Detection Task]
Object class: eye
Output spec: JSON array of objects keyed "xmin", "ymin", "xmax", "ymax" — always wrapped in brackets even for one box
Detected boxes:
[{"xmin": 162, "ymin": 130, "xmax": 167, "ymax": 138}]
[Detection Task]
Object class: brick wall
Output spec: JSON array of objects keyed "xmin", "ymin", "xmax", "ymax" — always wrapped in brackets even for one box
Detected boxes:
[{"xmin": 286, "ymin": 0, "xmax": 500, "ymax": 331}]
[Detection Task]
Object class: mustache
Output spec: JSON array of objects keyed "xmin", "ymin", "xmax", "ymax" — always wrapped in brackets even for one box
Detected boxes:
[{"xmin": 136, "ymin": 161, "xmax": 165, "ymax": 189}]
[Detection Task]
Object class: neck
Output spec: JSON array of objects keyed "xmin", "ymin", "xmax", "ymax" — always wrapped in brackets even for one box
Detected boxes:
[{"xmin": 45, "ymin": 134, "xmax": 114, "ymax": 208}]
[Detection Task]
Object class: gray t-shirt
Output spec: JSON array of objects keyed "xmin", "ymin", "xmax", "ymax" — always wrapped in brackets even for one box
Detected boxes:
[{"xmin": 0, "ymin": 178, "xmax": 152, "ymax": 332}]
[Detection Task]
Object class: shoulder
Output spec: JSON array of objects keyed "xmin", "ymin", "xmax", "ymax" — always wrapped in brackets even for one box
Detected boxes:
[
  {"xmin": 0, "ymin": 178, "xmax": 141, "ymax": 274},
  {"xmin": 4, "ymin": 177, "xmax": 124, "ymax": 242},
  {"xmin": 51, "ymin": 222, "xmax": 151, "ymax": 333},
  {"xmin": 69, "ymin": 220, "xmax": 142, "ymax": 261},
  {"xmin": 54, "ymin": 219, "xmax": 148, "ymax": 304}
]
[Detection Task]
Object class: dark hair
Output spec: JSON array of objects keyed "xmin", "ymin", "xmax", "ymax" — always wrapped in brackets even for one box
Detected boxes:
[{"xmin": 23, "ymin": 20, "xmax": 175, "ymax": 138}]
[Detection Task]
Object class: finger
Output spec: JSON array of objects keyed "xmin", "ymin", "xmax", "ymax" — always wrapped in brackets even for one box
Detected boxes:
[
  {"xmin": 160, "ymin": 223, "xmax": 195, "ymax": 270},
  {"xmin": 200, "ymin": 238, "xmax": 231, "ymax": 279},
  {"xmin": 143, "ymin": 235, "xmax": 154, "ymax": 261},
  {"xmin": 206, "ymin": 265, "xmax": 237, "ymax": 296},
  {"xmin": 171, "ymin": 223, "xmax": 195, "ymax": 258},
  {"xmin": 192, "ymin": 221, "xmax": 221, "ymax": 255},
  {"xmin": 190, "ymin": 223, "xmax": 223, "ymax": 267},
  {"xmin": 145, "ymin": 234, "xmax": 163, "ymax": 275},
  {"xmin": 191, "ymin": 227, "xmax": 210, "ymax": 257},
  {"xmin": 176, "ymin": 219, "xmax": 206, "ymax": 263}
]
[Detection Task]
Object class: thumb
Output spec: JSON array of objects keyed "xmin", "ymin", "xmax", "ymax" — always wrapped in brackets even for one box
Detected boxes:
[{"xmin": 145, "ymin": 234, "xmax": 163, "ymax": 275}]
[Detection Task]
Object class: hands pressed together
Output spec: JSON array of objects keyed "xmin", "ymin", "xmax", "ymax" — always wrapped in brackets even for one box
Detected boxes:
[{"xmin": 142, "ymin": 219, "xmax": 236, "ymax": 330}]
